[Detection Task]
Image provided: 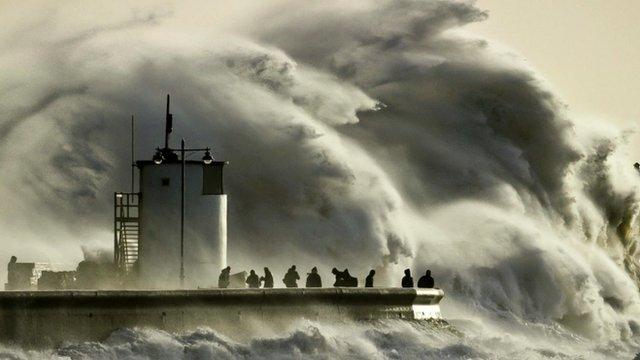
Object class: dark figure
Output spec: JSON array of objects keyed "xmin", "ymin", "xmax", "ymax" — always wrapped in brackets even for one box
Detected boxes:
[
  {"xmin": 417, "ymin": 270, "xmax": 435, "ymax": 288},
  {"xmin": 332, "ymin": 268, "xmax": 358, "ymax": 287},
  {"xmin": 218, "ymin": 266, "xmax": 231, "ymax": 288},
  {"xmin": 6, "ymin": 256, "xmax": 17, "ymax": 289},
  {"xmin": 305, "ymin": 267, "xmax": 322, "ymax": 287},
  {"xmin": 7, "ymin": 256, "xmax": 16, "ymax": 273},
  {"xmin": 365, "ymin": 269, "xmax": 375, "ymax": 288},
  {"xmin": 332, "ymin": 267, "xmax": 344, "ymax": 286},
  {"xmin": 283, "ymin": 265, "xmax": 300, "ymax": 288},
  {"xmin": 260, "ymin": 267, "xmax": 274, "ymax": 288},
  {"xmin": 246, "ymin": 269, "xmax": 260, "ymax": 288},
  {"xmin": 401, "ymin": 269, "xmax": 413, "ymax": 288},
  {"xmin": 342, "ymin": 269, "xmax": 358, "ymax": 287}
]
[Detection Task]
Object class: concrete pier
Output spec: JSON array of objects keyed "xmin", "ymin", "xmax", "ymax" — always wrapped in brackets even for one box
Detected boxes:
[{"xmin": 0, "ymin": 288, "xmax": 443, "ymax": 348}]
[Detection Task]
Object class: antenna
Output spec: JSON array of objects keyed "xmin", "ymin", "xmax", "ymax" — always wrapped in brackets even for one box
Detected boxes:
[
  {"xmin": 131, "ymin": 115, "xmax": 135, "ymax": 193},
  {"xmin": 164, "ymin": 94, "xmax": 173, "ymax": 149}
]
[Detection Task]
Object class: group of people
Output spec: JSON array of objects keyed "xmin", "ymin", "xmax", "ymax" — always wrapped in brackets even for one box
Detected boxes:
[
  {"xmin": 218, "ymin": 266, "xmax": 275, "ymax": 288},
  {"xmin": 401, "ymin": 269, "xmax": 435, "ymax": 288},
  {"xmin": 218, "ymin": 266, "xmax": 436, "ymax": 289}
]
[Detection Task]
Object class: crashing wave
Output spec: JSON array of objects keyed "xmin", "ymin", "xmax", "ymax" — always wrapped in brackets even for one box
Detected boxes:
[{"xmin": 1, "ymin": 0, "xmax": 639, "ymax": 354}]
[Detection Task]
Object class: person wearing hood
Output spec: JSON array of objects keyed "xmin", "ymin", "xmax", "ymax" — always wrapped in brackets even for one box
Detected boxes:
[
  {"xmin": 365, "ymin": 269, "xmax": 375, "ymax": 288},
  {"xmin": 283, "ymin": 265, "xmax": 300, "ymax": 287},
  {"xmin": 260, "ymin": 267, "xmax": 274, "ymax": 288},
  {"xmin": 305, "ymin": 267, "xmax": 322, "ymax": 287},
  {"xmin": 218, "ymin": 266, "xmax": 231, "ymax": 288},
  {"xmin": 246, "ymin": 269, "xmax": 260, "ymax": 288}
]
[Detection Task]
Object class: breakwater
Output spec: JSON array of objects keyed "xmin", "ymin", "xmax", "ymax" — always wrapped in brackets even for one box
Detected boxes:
[{"xmin": 0, "ymin": 288, "xmax": 444, "ymax": 348}]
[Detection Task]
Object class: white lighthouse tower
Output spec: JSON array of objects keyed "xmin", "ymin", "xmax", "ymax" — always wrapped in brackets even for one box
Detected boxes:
[{"xmin": 115, "ymin": 95, "xmax": 227, "ymax": 289}]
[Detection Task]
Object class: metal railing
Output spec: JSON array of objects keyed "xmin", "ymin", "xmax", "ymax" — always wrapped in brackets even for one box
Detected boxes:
[{"xmin": 114, "ymin": 192, "xmax": 139, "ymax": 274}]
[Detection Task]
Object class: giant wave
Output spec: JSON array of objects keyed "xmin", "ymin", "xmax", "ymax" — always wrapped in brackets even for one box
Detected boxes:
[{"xmin": 1, "ymin": 0, "xmax": 639, "ymax": 358}]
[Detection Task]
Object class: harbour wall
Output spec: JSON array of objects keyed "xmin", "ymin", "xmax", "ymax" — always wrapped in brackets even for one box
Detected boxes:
[{"xmin": 0, "ymin": 288, "xmax": 444, "ymax": 348}]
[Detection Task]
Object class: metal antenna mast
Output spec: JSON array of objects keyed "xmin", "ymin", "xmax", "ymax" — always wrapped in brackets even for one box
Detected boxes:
[
  {"xmin": 131, "ymin": 115, "xmax": 135, "ymax": 193},
  {"xmin": 164, "ymin": 94, "xmax": 173, "ymax": 150}
]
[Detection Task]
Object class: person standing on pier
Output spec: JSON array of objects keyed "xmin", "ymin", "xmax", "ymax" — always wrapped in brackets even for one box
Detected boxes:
[
  {"xmin": 218, "ymin": 266, "xmax": 231, "ymax": 288},
  {"xmin": 401, "ymin": 269, "xmax": 413, "ymax": 288},
  {"xmin": 417, "ymin": 270, "xmax": 435, "ymax": 288},
  {"xmin": 365, "ymin": 269, "xmax": 375, "ymax": 287},
  {"xmin": 261, "ymin": 267, "xmax": 274, "ymax": 288},
  {"xmin": 305, "ymin": 267, "xmax": 322, "ymax": 287},
  {"xmin": 6, "ymin": 256, "xmax": 17, "ymax": 290},
  {"xmin": 246, "ymin": 270, "xmax": 260, "ymax": 288},
  {"xmin": 283, "ymin": 265, "xmax": 300, "ymax": 287},
  {"xmin": 332, "ymin": 268, "xmax": 358, "ymax": 287}
]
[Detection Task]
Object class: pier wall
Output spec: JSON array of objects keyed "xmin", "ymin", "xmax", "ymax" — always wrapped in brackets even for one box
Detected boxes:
[{"xmin": 0, "ymin": 288, "xmax": 443, "ymax": 348}]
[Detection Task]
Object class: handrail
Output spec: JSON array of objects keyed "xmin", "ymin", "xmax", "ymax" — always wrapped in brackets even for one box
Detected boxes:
[{"xmin": 114, "ymin": 193, "xmax": 140, "ymax": 274}]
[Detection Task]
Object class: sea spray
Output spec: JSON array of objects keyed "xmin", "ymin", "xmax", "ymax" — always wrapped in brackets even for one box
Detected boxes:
[
  {"xmin": 0, "ymin": 0, "xmax": 639, "ymax": 356},
  {"xmin": 0, "ymin": 320, "xmax": 636, "ymax": 359}
]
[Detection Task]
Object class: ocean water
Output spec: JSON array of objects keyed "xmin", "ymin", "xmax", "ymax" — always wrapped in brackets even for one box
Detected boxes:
[
  {"xmin": 2, "ymin": 1, "xmax": 640, "ymax": 358},
  {"xmin": 1, "ymin": 318, "xmax": 636, "ymax": 360}
]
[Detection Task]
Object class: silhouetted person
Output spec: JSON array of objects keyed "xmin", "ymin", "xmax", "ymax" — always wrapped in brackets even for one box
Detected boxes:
[
  {"xmin": 305, "ymin": 267, "xmax": 322, "ymax": 287},
  {"xmin": 6, "ymin": 256, "xmax": 17, "ymax": 289},
  {"xmin": 332, "ymin": 268, "xmax": 358, "ymax": 287},
  {"xmin": 260, "ymin": 267, "xmax": 274, "ymax": 288},
  {"xmin": 365, "ymin": 270, "xmax": 375, "ymax": 288},
  {"xmin": 246, "ymin": 269, "xmax": 260, "ymax": 288},
  {"xmin": 417, "ymin": 270, "xmax": 435, "ymax": 288},
  {"xmin": 7, "ymin": 256, "xmax": 16, "ymax": 273},
  {"xmin": 401, "ymin": 269, "xmax": 413, "ymax": 288},
  {"xmin": 283, "ymin": 265, "xmax": 300, "ymax": 288},
  {"xmin": 218, "ymin": 266, "xmax": 231, "ymax": 288},
  {"xmin": 332, "ymin": 268, "xmax": 342, "ymax": 286},
  {"xmin": 343, "ymin": 269, "xmax": 358, "ymax": 287}
]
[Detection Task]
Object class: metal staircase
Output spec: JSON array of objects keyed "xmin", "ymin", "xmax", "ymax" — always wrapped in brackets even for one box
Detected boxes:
[{"xmin": 114, "ymin": 192, "xmax": 139, "ymax": 274}]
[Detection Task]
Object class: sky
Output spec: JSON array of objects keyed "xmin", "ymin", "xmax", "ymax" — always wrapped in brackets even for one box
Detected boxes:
[{"xmin": 469, "ymin": 0, "xmax": 640, "ymax": 130}]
